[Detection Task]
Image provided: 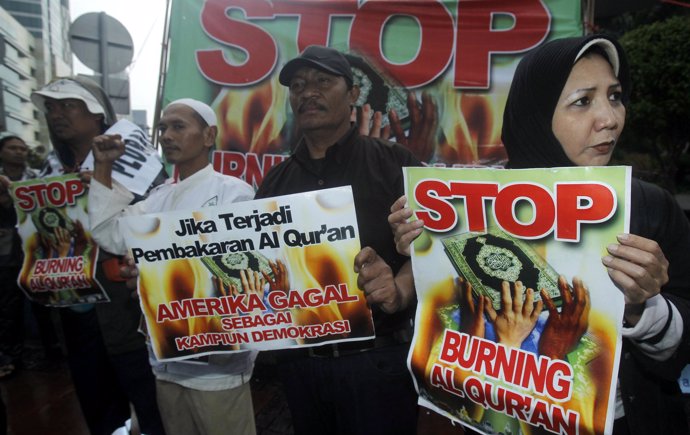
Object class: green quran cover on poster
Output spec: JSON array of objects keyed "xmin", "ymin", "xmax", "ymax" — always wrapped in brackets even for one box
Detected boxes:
[{"xmin": 442, "ymin": 229, "xmax": 562, "ymax": 310}]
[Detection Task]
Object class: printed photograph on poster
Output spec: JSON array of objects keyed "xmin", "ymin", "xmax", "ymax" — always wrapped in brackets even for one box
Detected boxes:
[
  {"xmin": 10, "ymin": 174, "xmax": 108, "ymax": 306},
  {"xmin": 119, "ymin": 186, "xmax": 375, "ymax": 361},
  {"xmin": 404, "ymin": 166, "xmax": 630, "ymax": 435}
]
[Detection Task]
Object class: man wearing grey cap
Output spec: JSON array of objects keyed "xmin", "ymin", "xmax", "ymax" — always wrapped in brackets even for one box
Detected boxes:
[
  {"xmin": 29, "ymin": 76, "xmax": 166, "ymax": 435},
  {"xmin": 31, "ymin": 77, "xmax": 117, "ymax": 176},
  {"xmin": 89, "ymin": 98, "xmax": 257, "ymax": 435},
  {"xmin": 255, "ymin": 45, "xmax": 420, "ymax": 434}
]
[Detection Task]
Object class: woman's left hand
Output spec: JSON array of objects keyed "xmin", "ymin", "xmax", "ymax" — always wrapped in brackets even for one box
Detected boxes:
[{"xmin": 603, "ymin": 233, "xmax": 668, "ymax": 306}]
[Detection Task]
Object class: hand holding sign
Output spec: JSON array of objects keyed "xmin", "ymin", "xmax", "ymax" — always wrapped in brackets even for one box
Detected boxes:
[
  {"xmin": 603, "ymin": 234, "xmax": 668, "ymax": 326},
  {"xmin": 388, "ymin": 195, "xmax": 424, "ymax": 257},
  {"xmin": 355, "ymin": 246, "xmax": 400, "ymax": 314},
  {"xmin": 83, "ymin": 119, "xmax": 163, "ymax": 196},
  {"xmin": 120, "ymin": 254, "xmax": 139, "ymax": 295}
]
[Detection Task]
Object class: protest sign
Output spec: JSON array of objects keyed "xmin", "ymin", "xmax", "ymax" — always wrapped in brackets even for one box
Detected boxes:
[
  {"xmin": 162, "ymin": 0, "xmax": 582, "ymax": 186},
  {"xmin": 119, "ymin": 186, "xmax": 374, "ymax": 361},
  {"xmin": 10, "ymin": 174, "xmax": 108, "ymax": 306},
  {"xmin": 81, "ymin": 119, "xmax": 163, "ymax": 196},
  {"xmin": 404, "ymin": 166, "xmax": 630, "ymax": 435}
]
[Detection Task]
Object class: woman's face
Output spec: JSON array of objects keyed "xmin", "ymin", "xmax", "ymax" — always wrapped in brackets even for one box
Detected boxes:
[{"xmin": 552, "ymin": 53, "xmax": 625, "ymax": 166}]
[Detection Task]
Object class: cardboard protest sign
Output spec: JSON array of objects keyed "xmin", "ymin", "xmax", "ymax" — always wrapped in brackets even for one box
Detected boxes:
[
  {"xmin": 119, "ymin": 186, "xmax": 374, "ymax": 361},
  {"xmin": 404, "ymin": 166, "xmax": 630, "ymax": 435},
  {"xmin": 81, "ymin": 119, "xmax": 163, "ymax": 196},
  {"xmin": 10, "ymin": 174, "xmax": 107, "ymax": 306}
]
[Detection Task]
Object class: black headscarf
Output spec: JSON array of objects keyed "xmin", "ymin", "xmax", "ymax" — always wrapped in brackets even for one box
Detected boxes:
[{"xmin": 501, "ymin": 34, "xmax": 630, "ymax": 169}]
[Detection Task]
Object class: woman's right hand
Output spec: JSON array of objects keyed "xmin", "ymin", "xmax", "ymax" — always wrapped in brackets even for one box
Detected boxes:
[{"xmin": 388, "ymin": 195, "xmax": 424, "ymax": 256}]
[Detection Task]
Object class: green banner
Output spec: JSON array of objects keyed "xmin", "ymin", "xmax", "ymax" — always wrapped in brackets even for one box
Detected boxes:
[{"xmin": 163, "ymin": 0, "xmax": 582, "ymax": 188}]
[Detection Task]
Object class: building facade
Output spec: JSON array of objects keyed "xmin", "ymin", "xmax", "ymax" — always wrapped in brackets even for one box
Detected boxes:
[
  {"xmin": 0, "ymin": 0, "xmax": 72, "ymax": 149},
  {"xmin": 0, "ymin": 6, "xmax": 40, "ymax": 147}
]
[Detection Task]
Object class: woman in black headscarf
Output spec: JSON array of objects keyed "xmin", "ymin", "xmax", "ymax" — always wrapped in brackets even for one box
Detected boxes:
[
  {"xmin": 500, "ymin": 34, "xmax": 690, "ymax": 435},
  {"xmin": 391, "ymin": 34, "xmax": 690, "ymax": 435}
]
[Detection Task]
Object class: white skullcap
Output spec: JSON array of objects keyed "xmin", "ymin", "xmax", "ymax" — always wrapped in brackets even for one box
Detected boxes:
[{"xmin": 165, "ymin": 98, "xmax": 217, "ymax": 127}]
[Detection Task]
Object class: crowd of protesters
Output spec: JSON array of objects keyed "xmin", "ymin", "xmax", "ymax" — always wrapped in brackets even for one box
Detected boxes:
[{"xmin": 1, "ymin": 37, "xmax": 690, "ymax": 435}]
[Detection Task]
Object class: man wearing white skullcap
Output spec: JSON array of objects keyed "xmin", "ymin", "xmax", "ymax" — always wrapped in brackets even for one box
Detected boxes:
[{"xmin": 89, "ymin": 98, "xmax": 258, "ymax": 435}]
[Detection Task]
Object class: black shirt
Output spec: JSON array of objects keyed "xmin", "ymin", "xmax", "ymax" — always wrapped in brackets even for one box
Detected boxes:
[{"xmin": 256, "ymin": 126, "xmax": 422, "ymax": 336}]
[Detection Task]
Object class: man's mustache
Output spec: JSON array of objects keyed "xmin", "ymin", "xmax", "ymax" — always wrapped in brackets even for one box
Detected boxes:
[{"xmin": 298, "ymin": 101, "xmax": 327, "ymax": 113}]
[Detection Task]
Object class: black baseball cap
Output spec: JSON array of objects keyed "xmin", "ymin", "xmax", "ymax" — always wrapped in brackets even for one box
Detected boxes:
[{"xmin": 279, "ymin": 45, "xmax": 353, "ymax": 87}]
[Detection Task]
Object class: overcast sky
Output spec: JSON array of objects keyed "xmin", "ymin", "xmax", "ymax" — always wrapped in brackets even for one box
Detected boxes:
[{"xmin": 69, "ymin": 0, "xmax": 167, "ymax": 127}]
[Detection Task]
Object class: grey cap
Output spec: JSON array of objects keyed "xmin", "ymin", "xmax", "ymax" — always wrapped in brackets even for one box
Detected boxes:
[{"xmin": 31, "ymin": 76, "xmax": 117, "ymax": 126}]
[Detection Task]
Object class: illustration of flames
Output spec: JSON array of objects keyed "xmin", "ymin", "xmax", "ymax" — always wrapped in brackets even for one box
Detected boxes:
[
  {"xmin": 139, "ymin": 220, "xmax": 372, "ymax": 358},
  {"xmin": 410, "ymin": 278, "xmax": 617, "ymax": 434},
  {"xmin": 437, "ymin": 81, "xmax": 508, "ymax": 166},
  {"xmin": 212, "ymin": 71, "xmax": 508, "ymax": 167},
  {"xmin": 282, "ymin": 237, "xmax": 372, "ymax": 338},
  {"xmin": 214, "ymin": 78, "xmax": 289, "ymax": 155}
]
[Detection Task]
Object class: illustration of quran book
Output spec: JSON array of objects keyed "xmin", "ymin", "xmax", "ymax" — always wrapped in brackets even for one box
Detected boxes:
[
  {"xmin": 201, "ymin": 251, "xmax": 274, "ymax": 292},
  {"xmin": 344, "ymin": 52, "xmax": 410, "ymax": 130},
  {"xmin": 32, "ymin": 207, "xmax": 74, "ymax": 236},
  {"xmin": 442, "ymin": 230, "xmax": 562, "ymax": 310}
]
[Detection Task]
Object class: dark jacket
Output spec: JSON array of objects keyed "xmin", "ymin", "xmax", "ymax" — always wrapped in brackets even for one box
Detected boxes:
[{"xmin": 619, "ymin": 179, "xmax": 690, "ymax": 435}]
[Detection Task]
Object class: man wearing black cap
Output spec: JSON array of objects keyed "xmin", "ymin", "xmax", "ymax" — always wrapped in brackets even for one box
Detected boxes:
[{"xmin": 256, "ymin": 45, "xmax": 420, "ymax": 435}]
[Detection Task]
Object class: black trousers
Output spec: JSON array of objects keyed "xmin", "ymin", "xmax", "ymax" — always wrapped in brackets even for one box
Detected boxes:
[
  {"xmin": 279, "ymin": 342, "xmax": 418, "ymax": 435},
  {"xmin": 59, "ymin": 308, "xmax": 165, "ymax": 435},
  {"xmin": 0, "ymin": 266, "xmax": 24, "ymax": 363}
]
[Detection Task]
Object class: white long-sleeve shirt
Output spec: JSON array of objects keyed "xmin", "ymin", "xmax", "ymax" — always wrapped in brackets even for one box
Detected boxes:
[
  {"xmin": 89, "ymin": 164, "xmax": 257, "ymax": 391},
  {"xmin": 90, "ymin": 164, "xmax": 254, "ymax": 255},
  {"xmin": 622, "ymin": 294, "xmax": 683, "ymax": 360}
]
